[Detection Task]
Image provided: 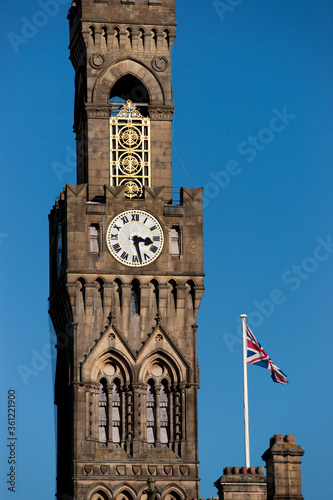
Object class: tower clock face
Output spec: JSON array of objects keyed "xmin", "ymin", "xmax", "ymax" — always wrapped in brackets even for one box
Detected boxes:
[{"xmin": 106, "ymin": 210, "xmax": 164, "ymax": 267}]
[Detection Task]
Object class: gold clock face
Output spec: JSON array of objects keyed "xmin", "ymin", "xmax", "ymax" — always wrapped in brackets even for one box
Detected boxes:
[{"xmin": 106, "ymin": 210, "xmax": 164, "ymax": 267}]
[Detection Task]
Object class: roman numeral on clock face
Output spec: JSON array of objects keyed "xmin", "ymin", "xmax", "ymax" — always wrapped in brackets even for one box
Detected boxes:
[
  {"xmin": 150, "ymin": 245, "xmax": 158, "ymax": 254},
  {"xmin": 113, "ymin": 243, "xmax": 121, "ymax": 253},
  {"xmin": 131, "ymin": 214, "xmax": 139, "ymax": 221},
  {"xmin": 121, "ymin": 251, "xmax": 129, "ymax": 261},
  {"xmin": 121, "ymin": 216, "xmax": 129, "ymax": 224}
]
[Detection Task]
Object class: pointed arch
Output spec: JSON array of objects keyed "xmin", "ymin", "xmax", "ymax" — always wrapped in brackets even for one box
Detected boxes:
[
  {"xmin": 92, "ymin": 59, "xmax": 164, "ymax": 105},
  {"xmin": 130, "ymin": 279, "xmax": 140, "ymax": 315},
  {"xmin": 95, "ymin": 277, "xmax": 104, "ymax": 308},
  {"xmin": 112, "ymin": 377, "xmax": 122, "ymax": 443},
  {"xmin": 113, "ymin": 484, "xmax": 137, "ymax": 500},
  {"xmin": 186, "ymin": 279, "xmax": 195, "ymax": 311},
  {"xmin": 77, "ymin": 277, "xmax": 86, "ymax": 309},
  {"xmin": 150, "ymin": 279, "xmax": 159, "ymax": 312},
  {"xmin": 98, "ymin": 378, "xmax": 108, "ymax": 443},
  {"xmin": 168, "ymin": 279, "xmax": 177, "ymax": 311},
  {"xmin": 87, "ymin": 483, "xmax": 112, "ymax": 500},
  {"xmin": 162, "ymin": 485, "xmax": 187, "ymax": 500},
  {"xmin": 147, "ymin": 378, "xmax": 156, "ymax": 443}
]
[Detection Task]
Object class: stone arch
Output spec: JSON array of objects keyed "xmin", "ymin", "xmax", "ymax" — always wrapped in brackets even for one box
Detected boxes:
[
  {"xmin": 86, "ymin": 483, "xmax": 112, "ymax": 500},
  {"xmin": 162, "ymin": 485, "xmax": 187, "ymax": 500},
  {"xmin": 113, "ymin": 484, "xmax": 137, "ymax": 500},
  {"xmin": 92, "ymin": 59, "xmax": 164, "ymax": 105},
  {"xmin": 90, "ymin": 349, "xmax": 133, "ymax": 385},
  {"xmin": 139, "ymin": 350, "xmax": 184, "ymax": 386}
]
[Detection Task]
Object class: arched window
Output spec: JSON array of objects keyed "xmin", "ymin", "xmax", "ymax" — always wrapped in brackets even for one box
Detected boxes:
[
  {"xmin": 130, "ymin": 279, "xmax": 140, "ymax": 315},
  {"xmin": 114, "ymin": 26, "xmax": 120, "ymax": 48},
  {"xmin": 77, "ymin": 277, "xmax": 86, "ymax": 309},
  {"xmin": 99, "ymin": 379, "xmax": 108, "ymax": 443},
  {"xmin": 112, "ymin": 378, "xmax": 121, "ymax": 443},
  {"xmin": 147, "ymin": 379, "xmax": 156, "ymax": 443},
  {"xmin": 163, "ymin": 29, "xmax": 170, "ymax": 49},
  {"xmin": 101, "ymin": 26, "xmax": 108, "ymax": 48},
  {"xmin": 160, "ymin": 380, "xmax": 169, "ymax": 444},
  {"xmin": 92, "ymin": 492, "xmax": 109, "ymax": 500},
  {"xmin": 110, "ymin": 74, "xmax": 149, "ymax": 115},
  {"xmin": 151, "ymin": 279, "xmax": 159, "ymax": 311},
  {"xmin": 116, "ymin": 491, "xmax": 134, "ymax": 500},
  {"xmin": 89, "ymin": 25, "xmax": 95, "ymax": 46},
  {"xmin": 95, "ymin": 278, "xmax": 104, "ymax": 308},
  {"xmin": 139, "ymin": 28, "xmax": 145, "ymax": 49},
  {"xmin": 126, "ymin": 27, "xmax": 132, "ymax": 48},
  {"xmin": 114, "ymin": 278, "xmax": 122, "ymax": 310},
  {"xmin": 186, "ymin": 279, "xmax": 195, "ymax": 310},
  {"xmin": 151, "ymin": 28, "xmax": 157, "ymax": 48},
  {"xmin": 165, "ymin": 492, "xmax": 182, "ymax": 500},
  {"xmin": 168, "ymin": 279, "xmax": 177, "ymax": 311}
]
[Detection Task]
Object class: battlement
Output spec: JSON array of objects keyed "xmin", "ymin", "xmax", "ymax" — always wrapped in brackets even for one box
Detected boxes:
[{"xmin": 221, "ymin": 466, "xmax": 265, "ymax": 476}]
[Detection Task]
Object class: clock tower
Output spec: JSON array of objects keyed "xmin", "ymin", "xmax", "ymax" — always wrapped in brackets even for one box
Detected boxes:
[{"xmin": 49, "ymin": 2, "xmax": 204, "ymax": 500}]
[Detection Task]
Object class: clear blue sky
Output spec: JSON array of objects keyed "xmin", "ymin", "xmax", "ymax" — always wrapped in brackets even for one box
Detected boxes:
[{"xmin": 1, "ymin": 1, "xmax": 333, "ymax": 499}]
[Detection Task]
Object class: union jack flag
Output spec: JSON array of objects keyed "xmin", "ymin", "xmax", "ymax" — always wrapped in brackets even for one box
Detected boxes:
[{"xmin": 246, "ymin": 325, "xmax": 289, "ymax": 385}]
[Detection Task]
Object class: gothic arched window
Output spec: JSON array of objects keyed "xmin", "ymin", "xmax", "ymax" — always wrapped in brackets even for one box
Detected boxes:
[
  {"xmin": 95, "ymin": 277, "xmax": 104, "ymax": 308},
  {"xmin": 186, "ymin": 279, "xmax": 195, "ymax": 310},
  {"xmin": 168, "ymin": 279, "xmax": 177, "ymax": 311},
  {"xmin": 160, "ymin": 380, "xmax": 169, "ymax": 444},
  {"xmin": 112, "ymin": 378, "xmax": 121, "ymax": 443},
  {"xmin": 99, "ymin": 379, "xmax": 108, "ymax": 443},
  {"xmin": 130, "ymin": 279, "xmax": 140, "ymax": 315},
  {"xmin": 77, "ymin": 277, "xmax": 86, "ymax": 309},
  {"xmin": 147, "ymin": 379, "xmax": 156, "ymax": 443},
  {"xmin": 151, "ymin": 279, "xmax": 159, "ymax": 311}
]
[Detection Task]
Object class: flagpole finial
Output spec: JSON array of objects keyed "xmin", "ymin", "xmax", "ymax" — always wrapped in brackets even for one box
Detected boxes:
[{"xmin": 240, "ymin": 314, "xmax": 247, "ymax": 319}]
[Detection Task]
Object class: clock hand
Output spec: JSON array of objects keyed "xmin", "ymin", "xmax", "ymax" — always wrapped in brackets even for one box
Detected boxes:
[
  {"xmin": 143, "ymin": 237, "xmax": 153, "ymax": 246},
  {"xmin": 132, "ymin": 235, "xmax": 143, "ymax": 263}
]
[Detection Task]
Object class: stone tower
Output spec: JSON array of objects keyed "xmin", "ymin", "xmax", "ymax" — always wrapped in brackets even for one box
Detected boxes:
[{"xmin": 48, "ymin": 2, "xmax": 204, "ymax": 500}]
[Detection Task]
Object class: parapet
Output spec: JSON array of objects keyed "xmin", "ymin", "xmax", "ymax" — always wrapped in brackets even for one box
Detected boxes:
[{"xmin": 214, "ymin": 466, "xmax": 267, "ymax": 500}]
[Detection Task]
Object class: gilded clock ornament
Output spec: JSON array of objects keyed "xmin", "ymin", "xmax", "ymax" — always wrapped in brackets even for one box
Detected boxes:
[
  {"xmin": 110, "ymin": 101, "xmax": 151, "ymax": 198},
  {"xmin": 106, "ymin": 210, "xmax": 164, "ymax": 266}
]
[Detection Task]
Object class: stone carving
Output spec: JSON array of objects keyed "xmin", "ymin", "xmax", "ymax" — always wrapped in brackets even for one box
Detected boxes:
[
  {"xmin": 143, "ymin": 476, "xmax": 161, "ymax": 500},
  {"xmin": 164, "ymin": 466, "xmax": 172, "ymax": 475},
  {"xmin": 149, "ymin": 108, "xmax": 174, "ymax": 121},
  {"xmin": 180, "ymin": 466, "xmax": 189, "ymax": 476},
  {"xmin": 84, "ymin": 465, "xmax": 93, "ymax": 475},
  {"xmin": 85, "ymin": 106, "xmax": 111, "ymax": 118},
  {"xmin": 100, "ymin": 465, "xmax": 109, "ymax": 475},
  {"xmin": 132, "ymin": 465, "xmax": 141, "ymax": 475},
  {"xmin": 151, "ymin": 56, "xmax": 168, "ymax": 72},
  {"xmin": 89, "ymin": 53, "xmax": 105, "ymax": 69},
  {"xmin": 116, "ymin": 465, "xmax": 126, "ymax": 475}
]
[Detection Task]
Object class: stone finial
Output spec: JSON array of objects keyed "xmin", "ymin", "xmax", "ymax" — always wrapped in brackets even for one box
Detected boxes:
[
  {"xmin": 107, "ymin": 310, "xmax": 116, "ymax": 326},
  {"xmin": 155, "ymin": 311, "xmax": 162, "ymax": 325}
]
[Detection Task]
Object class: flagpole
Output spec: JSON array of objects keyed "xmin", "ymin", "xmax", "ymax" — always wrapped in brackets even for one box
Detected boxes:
[{"xmin": 240, "ymin": 314, "xmax": 250, "ymax": 468}]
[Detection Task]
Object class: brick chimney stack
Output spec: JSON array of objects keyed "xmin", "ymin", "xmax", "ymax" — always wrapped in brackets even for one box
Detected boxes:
[{"xmin": 262, "ymin": 434, "xmax": 305, "ymax": 500}]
